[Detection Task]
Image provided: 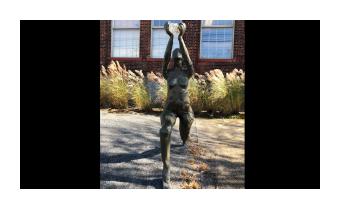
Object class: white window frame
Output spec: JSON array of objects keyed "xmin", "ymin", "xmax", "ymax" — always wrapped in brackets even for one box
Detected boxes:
[
  {"xmin": 150, "ymin": 20, "xmax": 182, "ymax": 58},
  {"xmin": 200, "ymin": 20, "xmax": 235, "ymax": 59},
  {"xmin": 111, "ymin": 20, "xmax": 140, "ymax": 58}
]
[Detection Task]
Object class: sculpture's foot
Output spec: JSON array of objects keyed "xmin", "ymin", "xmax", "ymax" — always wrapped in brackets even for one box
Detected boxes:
[
  {"xmin": 162, "ymin": 167, "xmax": 171, "ymax": 189},
  {"xmin": 181, "ymin": 143, "xmax": 190, "ymax": 156},
  {"xmin": 182, "ymin": 136, "xmax": 191, "ymax": 146},
  {"xmin": 162, "ymin": 180, "xmax": 171, "ymax": 189}
]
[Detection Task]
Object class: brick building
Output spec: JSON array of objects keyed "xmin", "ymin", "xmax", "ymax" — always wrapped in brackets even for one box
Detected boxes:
[{"xmin": 100, "ymin": 20, "xmax": 244, "ymax": 74}]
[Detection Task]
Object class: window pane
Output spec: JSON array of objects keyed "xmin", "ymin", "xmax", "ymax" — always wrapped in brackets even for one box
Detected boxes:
[
  {"xmin": 151, "ymin": 28, "xmax": 180, "ymax": 58},
  {"xmin": 152, "ymin": 20, "xmax": 181, "ymax": 27},
  {"xmin": 113, "ymin": 20, "xmax": 140, "ymax": 28},
  {"xmin": 112, "ymin": 29, "xmax": 140, "ymax": 57},
  {"xmin": 202, "ymin": 20, "xmax": 233, "ymax": 27},
  {"xmin": 202, "ymin": 28, "xmax": 233, "ymax": 42},
  {"xmin": 201, "ymin": 28, "xmax": 233, "ymax": 59}
]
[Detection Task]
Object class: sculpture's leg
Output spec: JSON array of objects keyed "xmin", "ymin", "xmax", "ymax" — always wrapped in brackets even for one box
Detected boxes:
[
  {"xmin": 179, "ymin": 108, "xmax": 194, "ymax": 145},
  {"xmin": 159, "ymin": 110, "xmax": 176, "ymax": 189}
]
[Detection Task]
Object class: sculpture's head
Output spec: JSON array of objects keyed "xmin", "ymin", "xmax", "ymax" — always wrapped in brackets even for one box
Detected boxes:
[{"xmin": 172, "ymin": 48, "xmax": 183, "ymax": 67}]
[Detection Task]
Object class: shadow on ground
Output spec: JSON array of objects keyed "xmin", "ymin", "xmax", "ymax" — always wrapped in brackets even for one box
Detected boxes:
[{"xmin": 100, "ymin": 110, "xmax": 244, "ymax": 189}]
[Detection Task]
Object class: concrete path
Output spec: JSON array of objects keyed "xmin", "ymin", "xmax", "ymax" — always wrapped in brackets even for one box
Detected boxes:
[{"xmin": 100, "ymin": 109, "xmax": 244, "ymax": 189}]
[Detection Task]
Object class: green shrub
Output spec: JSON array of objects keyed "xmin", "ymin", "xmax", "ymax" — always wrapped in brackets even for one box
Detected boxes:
[
  {"xmin": 100, "ymin": 78, "xmax": 110, "ymax": 108},
  {"xmin": 100, "ymin": 61, "xmax": 244, "ymax": 116},
  {"xmin": 131, "ymin": 80, "xmax": 152, "ymax": 111},
  {"xmin": 206, "ymin": 69, "xmax": 229, "ymax": 113},
  {"xmin": 145, "ymin": 72, "xmax": 164, "ymax": 108},
  {"xmin": 225, "ymin": 69, "xmax": 245, "ymax": 114},
  {"xmin": 159, "ymin": 79, "xmax": 168, "ymax": 108},
  {"xmin": 205, "ymin": 69, "xmax": 245, "ymax": 115},
  {"xmin": 100, "ymin": 76, "xmax": 129, "ymax": 109},
  {"xmin": 188, "ymin": 77, "xmax": 207, "ymax": 113}
]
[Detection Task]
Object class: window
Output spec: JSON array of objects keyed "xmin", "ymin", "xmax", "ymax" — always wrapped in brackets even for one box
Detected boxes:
[
  {"xmin": 111, "ymin": 20, "xmax": 140, "ymax": 58},
  {"xmin": 200, "ymin": 20, "xmax": 234, "ymax": 59},
  {"xmin": 151, "ymin": 20, "xmax": 182, "ymax": 58}
]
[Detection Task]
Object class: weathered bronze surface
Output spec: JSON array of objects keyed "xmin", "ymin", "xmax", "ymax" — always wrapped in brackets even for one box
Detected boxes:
[{"xmin": 160, "ymin": 22, "xmax": 195, "ymax": 189}]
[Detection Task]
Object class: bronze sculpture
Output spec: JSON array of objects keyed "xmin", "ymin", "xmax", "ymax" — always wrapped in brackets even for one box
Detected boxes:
[{"xmin": 160, "ymin": 22, "xmax": 195, "ymax": 189}]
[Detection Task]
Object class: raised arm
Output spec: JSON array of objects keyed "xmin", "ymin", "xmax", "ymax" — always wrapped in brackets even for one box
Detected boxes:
[
  {"xmin": 162, "ymin": 22, "xmax": 173, "ymax": 79},
  {"xmin": 178, "ymin": 22, "xmax": 194, "ymax": 78}
]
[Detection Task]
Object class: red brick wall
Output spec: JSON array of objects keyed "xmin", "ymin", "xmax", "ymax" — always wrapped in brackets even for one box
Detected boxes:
[
  {"xmin": 100, "ymin": 20, "xmax": 245, "ymax": 74},
  {"xmin": 100, "ymin": 20, "xmax": 109, "ymax": 66}
]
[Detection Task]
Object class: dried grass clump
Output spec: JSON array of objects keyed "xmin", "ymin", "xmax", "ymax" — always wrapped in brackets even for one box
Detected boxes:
[
  {"xmin": 188, "ymin": 142, "xmax": 205, "ymax": 157},
  {"xmin": 226, "ymin": 69, "xmax": 245, "ymax": 113},
  {"xmin": 159, "ymin": 78, "xmax": 168, "ymax": 107},
  {"xmin": 100, "ymin": 62, "xmax": 129, "ymax": 108},
  {"xmin": 100, "ymin": 61, "xmax": 168, "ymax": 110},
  {"xmin": 100, "ymin": 62, "xmax": 244, "ymax": 115},
  {"xmin": 205, "ymin": 69, "xmax": 229, "ymax": 113},
  {"xmin": 204, "ymin": 68, "xmax": 245, "ymax": 115},
  {"xmin": 197, "ymin": 162, "xmax": 209, "ymax": 172},
  {"xmin": 145, "ymin": 72, "xmax": 166, "ymax": 108},
  {"xmin": 188, "ymin": 73, "xmax": 208, "ymax": 113},
  {"xmin": 100, "ymin": 78, "xmax": 111, "ymax": 108},
  {"xmin": 100, "ymin": 78, "xmax": 129, "ymax": 109},
  {"xmin": 180, "ymin": 170, "xmax": 201, "ymax": 189},
  {"xmin": 131, "ymin": 78, "xmax": 152, "ymax": 111}
]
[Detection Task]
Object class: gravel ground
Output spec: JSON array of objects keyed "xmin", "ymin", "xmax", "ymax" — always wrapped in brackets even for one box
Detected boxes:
[{"xmin": 100, "ymin": 109, "xmax": 244, "ymax": 189}]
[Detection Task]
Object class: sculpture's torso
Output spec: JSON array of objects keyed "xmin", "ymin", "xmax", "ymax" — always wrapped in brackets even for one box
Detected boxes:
[{"xmin": 165, "ymin": 67, "xmax": 190, "ymax": 112}]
